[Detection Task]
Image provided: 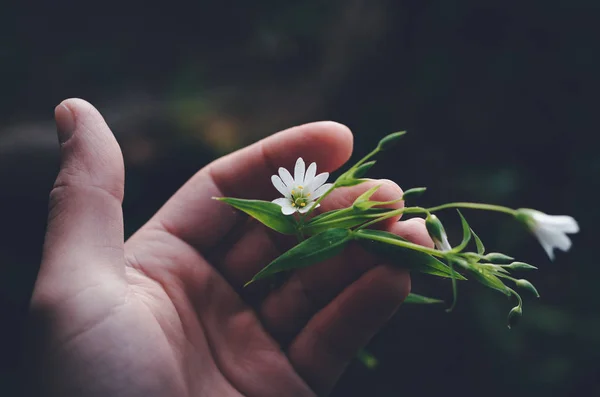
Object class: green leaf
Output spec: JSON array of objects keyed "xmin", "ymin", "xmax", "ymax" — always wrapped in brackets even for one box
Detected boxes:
[
  {"xmin": 478, "ymin": 263, "xmax": 510, "ymax": 274},
  {"xmin": 404, "ymin": 293, "xmax": 445, "ymax": 304},
  {"xmin": 246, "ymin": 229, "xmax": 353, "ymax": 285},
  {"xmin": 351, "ymin": 161, "xmax": 377, "ymax": 179},
  {"xmin": 353, "ymin": 185, "xmax": 381, "ymax": 205},
  {"xmin": 303, "ymin": 207, "xmax": 392, "ymax": 236},
  {"xmin": 471, "ymin": 228, "xmax": 485, "ymax": 255},
  {"xmin": 353, "ymin": 229, "xmax": 466, "ymax": 280},
  {"xmin": 451, "ymin": 210, "xmax": 471, "ymax": 253},
  {"xmin": 351, "ymin": 185, "xmax": 403, "ymax": 211},
  {"xmin": 467, "ymin": 267, "xmax": 510, "ymax": 295},
  {"xmin": 353, "ymin": 198, "xmax": 403, "ymax": 211},
  {"xmin": 334, "ymin": 178, "xmax": 368, "ymax": 187},
  {"xmin": 216, "ymin": 197, "xmax": 297, "ymax": 235},
  {"xmin": 336, "ymin": 162, "xmax": 377, "ymax": 188},
  {"xmin": 304, "ymin": 207, "xmax": 347, "ymax": 225}
]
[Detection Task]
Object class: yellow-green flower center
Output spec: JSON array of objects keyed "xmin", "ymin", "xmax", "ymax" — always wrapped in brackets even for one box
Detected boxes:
[{"xmin": 290, "ymin": 186, "xmax": 311, "ymax": 208}]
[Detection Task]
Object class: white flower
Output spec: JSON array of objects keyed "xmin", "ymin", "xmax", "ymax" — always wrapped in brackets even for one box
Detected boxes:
[
  {"xmin": 271, "ymin": 157, "xmax": 333, "ymax": 215},
  {"xmin": 516, "ymin": 209, "xmax": 579, "ymax": 260}
]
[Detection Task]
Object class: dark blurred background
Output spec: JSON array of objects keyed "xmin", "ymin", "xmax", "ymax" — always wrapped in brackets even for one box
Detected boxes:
[{"xmin": 1, "ymin": 1, "xmax": 599, "ymax": 396}]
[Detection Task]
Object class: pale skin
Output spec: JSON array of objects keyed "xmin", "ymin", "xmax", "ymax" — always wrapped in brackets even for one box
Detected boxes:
[{"xmin": 27, "ymin": 98, "xmax": 433, "ymax": 397}]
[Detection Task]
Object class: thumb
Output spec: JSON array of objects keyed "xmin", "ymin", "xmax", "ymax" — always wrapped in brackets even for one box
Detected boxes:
[{"xmin": 38, "ymin": 98, "xmax": 126, "ymax": 285}]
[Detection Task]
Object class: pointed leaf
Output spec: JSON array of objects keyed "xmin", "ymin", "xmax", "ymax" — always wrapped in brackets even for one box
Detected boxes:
[
  {"xmin": 471, "ymin": 228, "xmax": 485, "ymax": 255},
  {"xmin": 307, "ymin": 207, "xmax": 350, "ymax": 223},
  {"xmin": 216, "ymin": 197, "xmax": 297, "ymax": 235},
  {"xmin": 353, "ymin": 185, "xmax": 381, "ymax": 206},
  {"xmin": 451, "ymin": 210, "xmax": 471, "ymax": 253},
  {"xmin": 467, "ymin": 267, "xmax": 510, "ymax": 295},
  {"xmin": 353, "ymin": 198, "xmax": 403, "ymax": 211},
  {"xmin": 353, "ymin": 229, "xmax": 466, "ymax": 280},
  {"xmin": 246, "ymin": 229, "xmax": 353, "ymax": 284},
  {"xmin": 303, "ymin": 207, "xmax": 392, "ymax": 236},
  {"xmin": 334, "ymin": 178, "xmax": 368, "ymax": 187},
  {"xmin": 351, "ymin": 161, "xmax": 377, "ymax": 179},
  {"xmin": 404, "ymin": 293, "xmax": 445, "ymax": 305}
]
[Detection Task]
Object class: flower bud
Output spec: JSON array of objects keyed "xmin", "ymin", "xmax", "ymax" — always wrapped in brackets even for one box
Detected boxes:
[
  {"xmin": 351, "ymin": 161, "xmax": 376, "ymax": 179},
  {"xmin": 515, "ymin": 279, "xmax": 540, "ymax": 298},
  {"xmin": 483, "ymin": 252, "xmax": 514, "ymax": 263},
  {"xmin": 507, "ymin": 305, "xmax": 522, "ymax": 329},
  {"xmin": 478, "ymin": 263, "xmax": 508, "ymax": 274},
  {"xmin": 505, "ymin": 261, "xmax": 538, "ymax": 271},
  {"xmin": 377, "ymin": 131, "xmax": 406, "ymax": 150},
  {"xmin": 426, "ymin": 214, "xmax": 451, "ymax": 251},
  {"xmin": 401, "ymin": 187, "xmax": 427, "ymax": 201}
]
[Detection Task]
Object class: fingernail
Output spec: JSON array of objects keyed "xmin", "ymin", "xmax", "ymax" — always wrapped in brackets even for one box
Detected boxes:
[{"xmin": 55, "ymin": 104, "xmax": 75, "ymax": 144}]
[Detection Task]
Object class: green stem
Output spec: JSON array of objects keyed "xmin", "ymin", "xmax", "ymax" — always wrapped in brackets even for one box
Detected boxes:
[
  {"xmin": 354, "ymin": 231, "xmax": 446, "ymax": 258},
  {"xmin": 295, "ymin": 215, "xmax": 305, "ymax": 242},
  {"xmin": 355, "ymin": 206, "xmax": 430, "ymax": 230},
  {"xmin": 506, "ymin": 287, "xmax": 523, "ymax": 307},
  {"xmin": 304, "ymin": 147, "xmax": 383, "ymax": 218},
  {"xmin": 303, "ymin": 184, "xmax": 337, "ymax": 217},
  {"xmin": 356, "ymin": 202, "xmax": 515, "ymax": 232},
  {"xmin": 495, "ymin": 273, "xmax": 520, "ymax": 283},
  {"xmin": 307, "ymin": 212, "xmax": 389, "ymax": 230},
  {"xmin": 352, "ymin": 147, "xmax": 380, "ymax": 169},
  {"xmin": 446, "ymin": 258, "xmax": 458, "ymax": 313},
  {"xmin": 426, "ymin": 202, "xmax": 517, "ymax": 216}
]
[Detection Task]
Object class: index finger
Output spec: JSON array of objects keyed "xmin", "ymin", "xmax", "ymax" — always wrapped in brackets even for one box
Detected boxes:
[{"xmin": 136, "ymin": 121, "xmax": 353, "ymax": 251}]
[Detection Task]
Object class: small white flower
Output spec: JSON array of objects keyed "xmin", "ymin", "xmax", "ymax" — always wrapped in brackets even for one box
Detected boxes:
[
  {"xmin": 271, "ymin": 157, "xmax": 333, "ymax": 215},
  {"xmin": 516, "ymin": 209, "xmax": 579, "ymax": 260}
]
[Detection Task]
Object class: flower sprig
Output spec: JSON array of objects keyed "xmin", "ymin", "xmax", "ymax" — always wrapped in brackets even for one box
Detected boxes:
[
  {"xmin": 271, "ymin": 158, "xmax": 333, "ymax": 215},
  {"xmin": 215, "ymin": 131, "xmax": 579, "ymax": 327}
]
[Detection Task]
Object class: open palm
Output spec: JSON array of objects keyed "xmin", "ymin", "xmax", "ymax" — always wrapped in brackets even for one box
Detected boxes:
[{"xmin": 28, "ymin": 99, "xmax": 432, "ymax": 397}]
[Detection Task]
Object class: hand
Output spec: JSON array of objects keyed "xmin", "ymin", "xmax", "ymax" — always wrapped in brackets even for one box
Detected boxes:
[{"xmin": 27, "ymin": 99, "xmax": 433, "ymax": 397}]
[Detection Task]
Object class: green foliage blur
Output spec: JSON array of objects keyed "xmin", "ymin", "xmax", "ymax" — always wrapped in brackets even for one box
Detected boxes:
[{"xmin": 1, "ymin": 2, "xmax": 598, "ymax": 396}]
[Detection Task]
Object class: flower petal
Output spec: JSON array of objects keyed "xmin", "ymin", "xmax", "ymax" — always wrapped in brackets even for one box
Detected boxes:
[
  {"xmin": 304, "ymin": 162, "xmax": 317, "ymax": 187},
  {"xmin": 278, "ymin": 167, "xmax": 295, "ymax": 188},
  {"xmin": 539, "ymin": 237, "xmax": 556, "ymax": 260},
  {"xmin": 273, "ymin": 198, "xmax": 297, "ymax": 215},
  {"xmin": 436, "ymin": 235, "xmax": 452, "ymax": 252},
  {"xmin": 272, "ymin": 197, "xmax": 290, "ymax": 206},
  {"xmin": 308, "ymin": 172, "xmax": 329, "ymax": 192},
  {"xmin": 298, "ymin": 202, "xmax": 317, "ymax": 213},
  {"xmin": 534, "ymin": 227, "xmax": 572, "ymax": 259},
  {"xmin": 552, "ymin": 216, "xmax": 579, "ymax": 233},
  {"xmin": 271, "ymin": 175, "xmax": 291, "ymax": 197},
  {"xmin": 532, "ymin": 213, "xmax": 579, "ymax": 233},
  {"xmin": 294, "ymin": 157, "xmax": 305, "ymax": 186},
  {"xmin": 543, "ymin": 228, "xmax": 572, "ymax": 252},
  {"xmin": 312, "ymin": 183, "xmax": 333, "ymax": 199},
  {"xmin": 281, "ymin": 204, "xmax": 298, "ymax": 215}
]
